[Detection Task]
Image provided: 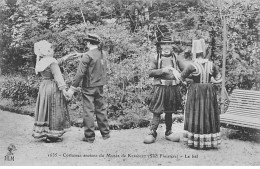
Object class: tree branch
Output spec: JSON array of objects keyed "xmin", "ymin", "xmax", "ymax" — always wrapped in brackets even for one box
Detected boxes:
[{"xmin": 80, "ymin": 7, "xmax": 86, "ymax": 24}]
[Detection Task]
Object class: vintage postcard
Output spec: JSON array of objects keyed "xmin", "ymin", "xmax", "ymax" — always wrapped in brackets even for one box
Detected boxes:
[{"xmin": 0, "ymin": 0, "xmax": 259, "ymax": 166}]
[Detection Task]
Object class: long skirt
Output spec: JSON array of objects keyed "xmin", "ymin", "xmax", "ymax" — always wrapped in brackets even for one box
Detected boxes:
[
  {"xmin": 32, "ymin": 80, "xmax": 70, "ymax": 139},
  {"xmin": 183, "ymin": 83, "xmax": 221, "ymax": 149},
  {"xmin": 148, "ymin": 85, "xmax": 182, "ymax": 114}
]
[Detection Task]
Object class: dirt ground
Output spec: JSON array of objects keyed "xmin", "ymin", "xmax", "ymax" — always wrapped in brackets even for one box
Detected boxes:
[{"xmin": 0, "ymin": 110, "xmax": 260, "ymax": 166}]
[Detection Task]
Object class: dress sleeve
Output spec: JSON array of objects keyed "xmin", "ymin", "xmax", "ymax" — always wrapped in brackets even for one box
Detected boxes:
[
  {"xmin": 71, "ymin": 54, "xmax": 91, "ymax": 88},
  {"xmin": 180, "ymin": 63, "xmax": 197, "ymax": 81},
  {"xmin": 50, "ymin": 63, "xmax": 67, "ymax": 90},
  {"xmin": 176, "ymin": 59, "xmax": 185, "ymax": 72},
  {"xmin": 148, "ymin": 55, "xmax": 165, "ymax": 78}
]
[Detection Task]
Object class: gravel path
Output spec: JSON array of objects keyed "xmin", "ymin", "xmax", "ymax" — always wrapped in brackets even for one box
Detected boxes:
[{"xmin": 0, "ymin": 110, "xmax": 259, "ymax": 166}]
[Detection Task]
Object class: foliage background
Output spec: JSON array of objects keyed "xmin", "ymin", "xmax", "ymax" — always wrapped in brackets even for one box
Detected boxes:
[{"xmin": 0, "ymin": 0, "xmax": 260, "ymax": 127}]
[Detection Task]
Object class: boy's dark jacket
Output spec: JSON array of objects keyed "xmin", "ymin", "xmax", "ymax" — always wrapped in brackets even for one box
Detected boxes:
[{"xmin": 72, "ymin": 48, "xmax": 107, "ymax": 88}]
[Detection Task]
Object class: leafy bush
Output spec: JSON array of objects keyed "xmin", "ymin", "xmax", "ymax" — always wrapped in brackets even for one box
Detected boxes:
[{"xmin": 0, "ymin": 75, "xmax": 40, "ymax": 106}]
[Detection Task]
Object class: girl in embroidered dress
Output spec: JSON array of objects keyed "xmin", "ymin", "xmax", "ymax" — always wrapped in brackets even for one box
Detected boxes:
[
  {"xmin": 32, "ymin": 40, "xmax": 78, "ymax": 143},
  {"xmin": 179, "ymin": 40, "xmax": 222, "ymax": 149}
]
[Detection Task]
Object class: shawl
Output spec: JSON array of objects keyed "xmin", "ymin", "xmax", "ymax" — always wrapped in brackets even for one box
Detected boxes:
[{"xmin": 35, "ymin": 57, "xmax": 58, "ymax": 73}]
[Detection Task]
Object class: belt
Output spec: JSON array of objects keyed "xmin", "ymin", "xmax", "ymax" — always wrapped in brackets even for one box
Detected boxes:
[{"xmin": 160, "ymin": 80, "xmax": 177, "ymax": 86}]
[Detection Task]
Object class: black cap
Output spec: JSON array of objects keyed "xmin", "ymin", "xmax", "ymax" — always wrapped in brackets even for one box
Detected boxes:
[
  {"xmin": 85, "ymin": 33, "xmax": 101, "ymax": 44},
  {"xmin": 156, "ymin": 31, "xmax": 175, "ymax": 44},
  {"xmin": 156, "ymin": 38, "xmax": 175, "ymax": 45}
]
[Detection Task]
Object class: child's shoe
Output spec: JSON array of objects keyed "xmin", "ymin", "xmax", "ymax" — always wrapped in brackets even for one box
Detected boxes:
[
  {"xmin": 165, "ymin": 130, "xmax": 180, "ymax": 142},
  {"xmin": 143, "ymin": 130, "xmax": 157, "ymax": 144}
]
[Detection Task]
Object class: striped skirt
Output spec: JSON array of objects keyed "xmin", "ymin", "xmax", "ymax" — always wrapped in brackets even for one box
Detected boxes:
[
  {"xmin": 183, "ymin": 83, "xmax": 221, "ymax": 149},
  {"xmin": 148, "ymin": 85, "xmax": 182, "ymax": 114},
  {"xmin": 32, "ymin": 80, "xmax": 70, "ymax": 139}
]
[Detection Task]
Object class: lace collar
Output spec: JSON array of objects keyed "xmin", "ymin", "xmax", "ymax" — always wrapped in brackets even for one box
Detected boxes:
[{"xmin": 35, "ymin": 57, "xmax": 58, "ymax": 73}]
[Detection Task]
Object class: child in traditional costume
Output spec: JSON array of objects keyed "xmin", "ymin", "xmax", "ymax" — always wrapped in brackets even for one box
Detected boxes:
[
  {"xmin": 66, "ymin": 34, "xmax": 110, "ymax": 143},
  {"xmin": 143, "ymin": 35, "xmax": 182, "ymax": 144},
  {"xmin": 32, "ymin": 40, "xmax": 77, "ymax": 143},
  {"xmin": 180, "ymin": 39, "xmax": 222, "ymax": 149}
]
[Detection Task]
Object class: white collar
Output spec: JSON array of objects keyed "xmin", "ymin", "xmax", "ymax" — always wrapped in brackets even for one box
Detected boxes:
[{"xmin": 35, "ymin": 57, "xmax": 58, "ymax": 73}]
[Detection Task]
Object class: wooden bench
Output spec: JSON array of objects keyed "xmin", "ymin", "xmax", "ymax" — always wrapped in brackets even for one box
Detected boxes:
[{"xmin": 220, "ymin": 89, "xmax": 260, "ymax": 130}]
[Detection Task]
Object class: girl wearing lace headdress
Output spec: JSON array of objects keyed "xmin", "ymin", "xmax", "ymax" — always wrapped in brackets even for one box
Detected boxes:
[
  {"xmin": 179, "ymin": 40, "xmax": 222, "ymax": 149},
  {"xmin": 32, "ymin": 40, "xmax": 79, "ymax": 143}
]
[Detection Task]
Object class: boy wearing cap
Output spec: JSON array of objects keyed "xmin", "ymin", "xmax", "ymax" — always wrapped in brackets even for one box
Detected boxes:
[
  {"xmin": 67, "ymin": 34, "xmax": 110, "ymax": 143},
  {"xmin": 144, "ymin": 38, "xmax": 182, "ymax": 144}
]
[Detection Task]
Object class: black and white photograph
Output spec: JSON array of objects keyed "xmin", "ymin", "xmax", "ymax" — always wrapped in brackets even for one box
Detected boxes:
[{"xmin": 0, "ymin": 0, "xmax": 260, "ymax": 166}]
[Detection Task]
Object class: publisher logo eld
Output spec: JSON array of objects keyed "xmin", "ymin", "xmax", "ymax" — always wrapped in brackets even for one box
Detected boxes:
[{"xmin": 4, "ymin": 144, "xmax": 16, "ymax": 161}]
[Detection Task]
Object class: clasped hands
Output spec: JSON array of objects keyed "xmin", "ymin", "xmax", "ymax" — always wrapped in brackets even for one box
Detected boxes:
[
  {"xmin": 162, "ymin": 66, "xmax": 182, "ymax": 82},
  {"xmin": 62, "ymin": 87, "xmax": 76, "ymax": 101}
]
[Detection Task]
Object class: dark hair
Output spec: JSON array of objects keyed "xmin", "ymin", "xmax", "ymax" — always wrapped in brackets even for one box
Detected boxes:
[
  {"xmin": 88, "ymin": 40, "xmax": 100, "ymax": 46},
  {"xmin": 184, "ymin": 49, "xmax": 192, "ymax": 60},
  {"xmin": 98, "ymin": 41, "xmax": 103, "ymax": 53},
  {"xmin": 85, "ymin": 34, "xmax": 101, "ymax": 45}
]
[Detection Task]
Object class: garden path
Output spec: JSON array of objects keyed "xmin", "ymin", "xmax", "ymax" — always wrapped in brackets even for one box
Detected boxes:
[{"xmin": 0, "ymin": 110, "xmax": 259, "ymax": 166}]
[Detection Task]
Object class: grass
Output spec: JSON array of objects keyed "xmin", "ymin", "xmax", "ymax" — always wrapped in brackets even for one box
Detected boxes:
[
  {"xmin": 0, "ymin": 98, "xmax": 34, "ymax": 116},
  {"xmin": 221, "ymin": 124, "xmax": 260, "ymax": 142}
]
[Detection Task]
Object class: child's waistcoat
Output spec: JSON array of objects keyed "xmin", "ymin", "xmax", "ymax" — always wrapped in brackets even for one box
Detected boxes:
[{"xmin": 154, "ymin": 53, "xmax": 179, "ymax": 86}]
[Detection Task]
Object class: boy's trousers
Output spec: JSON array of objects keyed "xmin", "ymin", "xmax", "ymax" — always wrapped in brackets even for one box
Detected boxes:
[{"xmin": 82, "ymin": 86, "xmax": 110, "ymax": 142}]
